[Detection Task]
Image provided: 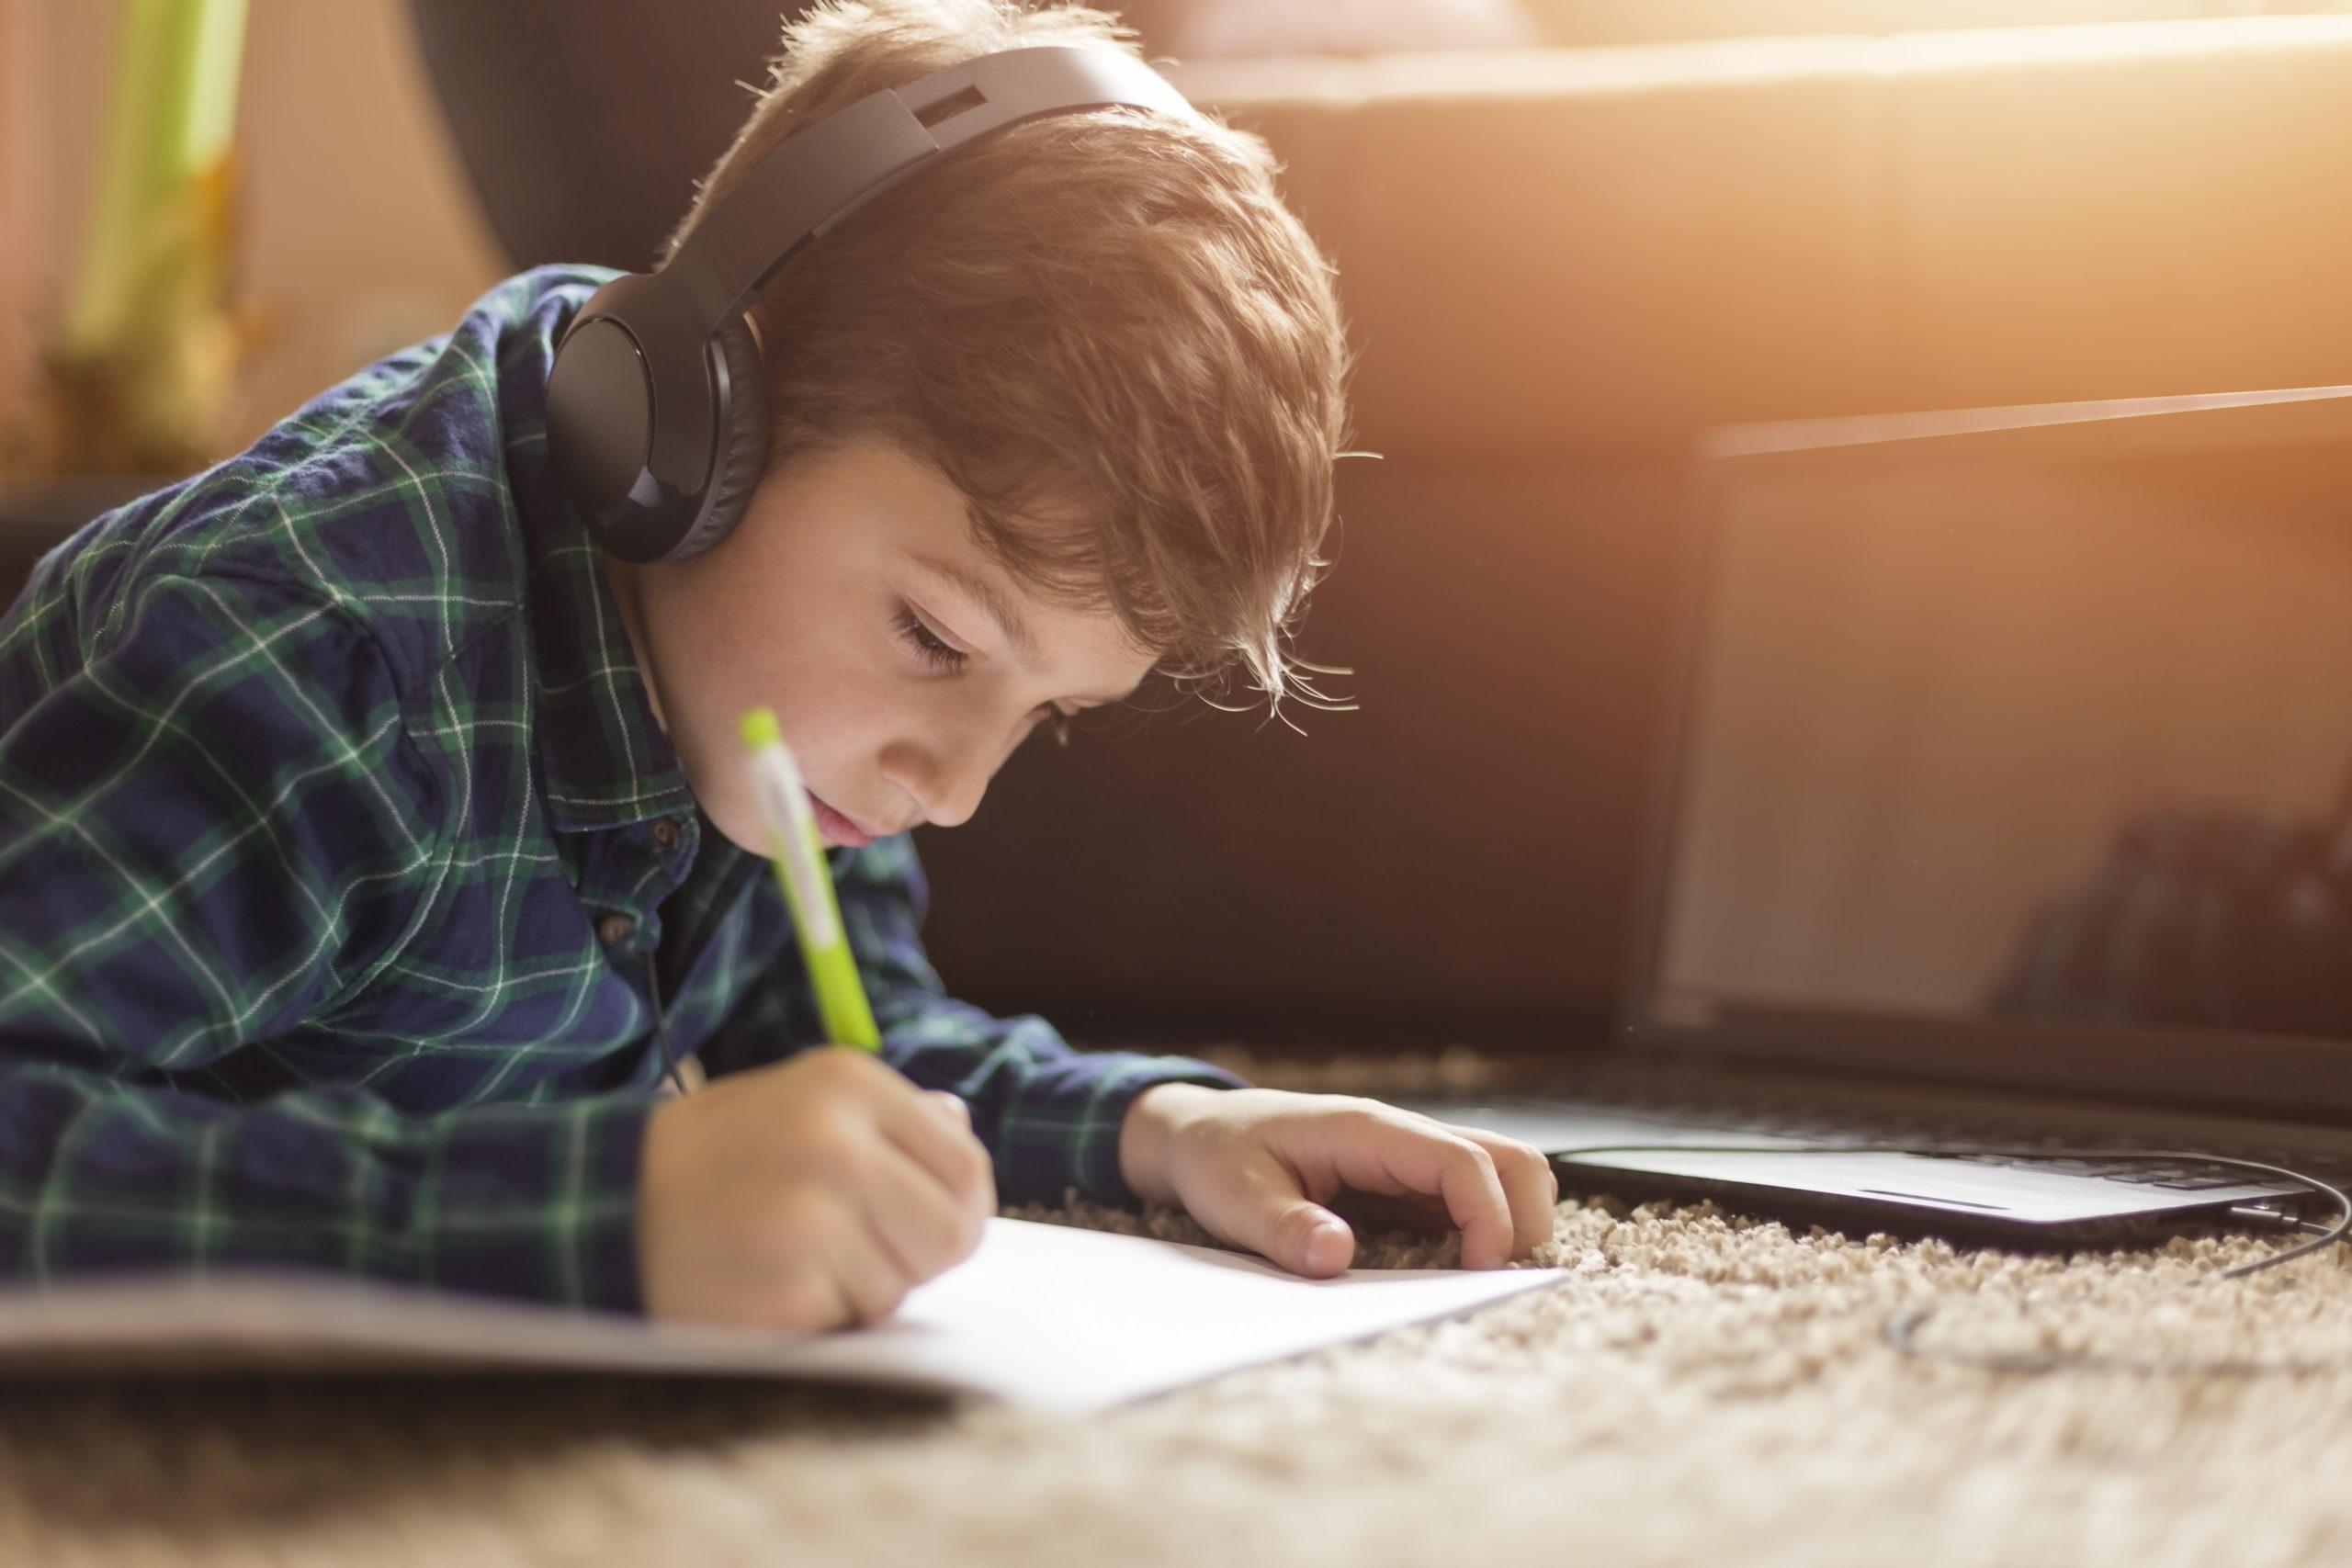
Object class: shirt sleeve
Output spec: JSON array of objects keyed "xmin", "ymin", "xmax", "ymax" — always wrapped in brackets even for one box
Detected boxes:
[
  {"xmin": 701, "ymin": 835, "xmax": 1245, "ymax": 1208},
  {"xmin": 0, "ymin": 562, "xmax": 650, "ymax": 1309}
]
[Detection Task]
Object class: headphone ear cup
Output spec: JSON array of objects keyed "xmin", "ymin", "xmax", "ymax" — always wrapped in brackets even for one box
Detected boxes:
[{"xmin": 664, "ymin": 314, "xmax": 773, "ymax": 561}]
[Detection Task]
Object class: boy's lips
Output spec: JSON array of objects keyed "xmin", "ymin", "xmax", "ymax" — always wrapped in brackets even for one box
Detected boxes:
[{"xmin": 808, "ymin": 793, "xmax": 876, "ymax": 848}]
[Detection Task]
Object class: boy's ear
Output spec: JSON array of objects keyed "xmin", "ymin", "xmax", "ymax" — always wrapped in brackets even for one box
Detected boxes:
[{"xmin": 547, "ymin": 302, "xmax": 770, "ymax": 565}]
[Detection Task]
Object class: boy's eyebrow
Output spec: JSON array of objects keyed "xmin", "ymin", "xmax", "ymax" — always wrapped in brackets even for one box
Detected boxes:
[{"xmin": 912, "ymin": 555, "xmax": 1042, "ymax": 669}]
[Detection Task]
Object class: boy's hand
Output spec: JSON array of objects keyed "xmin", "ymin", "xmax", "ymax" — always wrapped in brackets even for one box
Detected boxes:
[
  {"xmin": 638, "ymin": 1047, "xmax": 995, "ymax": 1330},
  {"xmin": 1118, "ymin": 1085, "xmax": 1557, "ymax": 1277}
]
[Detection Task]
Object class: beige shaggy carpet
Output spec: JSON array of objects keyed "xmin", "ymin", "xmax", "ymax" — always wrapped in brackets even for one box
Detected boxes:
[{"xmin": 4, "ymin": 1184, "xmax": 2352, "ymax": 1568}]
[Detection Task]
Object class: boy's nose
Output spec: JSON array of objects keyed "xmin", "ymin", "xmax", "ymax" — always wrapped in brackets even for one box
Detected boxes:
[{"xmin": 878, "ymin": 737, "xmax": 992, "ymax": 829}]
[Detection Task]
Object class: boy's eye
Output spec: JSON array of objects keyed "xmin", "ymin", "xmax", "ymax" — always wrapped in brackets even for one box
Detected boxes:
[{"xmin": 896, "ymin": 605, "xmax": 966, "ymax": 673}]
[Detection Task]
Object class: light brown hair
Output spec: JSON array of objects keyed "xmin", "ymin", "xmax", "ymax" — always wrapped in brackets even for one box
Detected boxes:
[{"xmin": 667, "ymin": 0, "xmax": 1349, "ymax": 705}]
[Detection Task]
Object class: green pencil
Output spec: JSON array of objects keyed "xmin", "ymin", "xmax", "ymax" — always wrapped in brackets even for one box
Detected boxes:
[{"xmin": 739, "ymin": 707, "xmax": 881, "ymax": 1050}]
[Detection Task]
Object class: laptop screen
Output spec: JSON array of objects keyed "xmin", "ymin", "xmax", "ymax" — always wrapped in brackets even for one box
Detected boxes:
[{"xmin": 1634, "ymin": 392, "xmax": 2352, "ymax": 1111}]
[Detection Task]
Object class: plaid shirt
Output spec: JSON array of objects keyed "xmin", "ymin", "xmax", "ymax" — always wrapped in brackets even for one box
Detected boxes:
[{"xmin": 0, "ymin": 267, "xmax": 1238, "ymax": 1312}]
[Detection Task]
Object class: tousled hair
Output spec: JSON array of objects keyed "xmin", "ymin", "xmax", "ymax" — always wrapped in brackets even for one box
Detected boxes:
[{"xmin": 667, "ymin": 0, "xmax": 1350, "ymax": 705}]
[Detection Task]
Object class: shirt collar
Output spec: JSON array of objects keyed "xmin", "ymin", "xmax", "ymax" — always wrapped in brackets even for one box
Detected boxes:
[
  {"xmin": 500, "ymin": 272, "xmax": 697, "ymax": 834},
  {"xmin": 523, "ymin": 524, "xmax": 696, "ymax": 834}
]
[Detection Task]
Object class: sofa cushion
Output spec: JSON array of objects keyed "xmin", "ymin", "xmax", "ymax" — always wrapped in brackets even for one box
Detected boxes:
[{"xmin": 1172, "ymin": 18, "xmax": 2352, "ymax": 460}]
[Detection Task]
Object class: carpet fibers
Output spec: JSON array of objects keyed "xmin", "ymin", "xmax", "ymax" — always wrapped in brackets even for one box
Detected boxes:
[{"xmin": 5, "ymin": 1193, "xmax": 2352, "ymax": 1567}]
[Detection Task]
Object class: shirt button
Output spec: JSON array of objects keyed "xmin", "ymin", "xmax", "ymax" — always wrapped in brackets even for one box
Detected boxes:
[
  {"xmin": 650, "ymin": 817, "xmax": 681, "ymax": 852},
  {"xmin": 596, "ymin": 913, "xmax": 637, "ymax": 948}
]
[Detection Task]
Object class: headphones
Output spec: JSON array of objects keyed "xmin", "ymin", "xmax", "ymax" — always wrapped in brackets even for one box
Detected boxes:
[{"xmin": 545, "ymin": 46, "xmax": 1195, "ymax": 564}]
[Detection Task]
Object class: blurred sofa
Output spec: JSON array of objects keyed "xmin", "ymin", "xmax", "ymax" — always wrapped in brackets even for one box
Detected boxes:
[{"xmin": 911, "ymin": 17, "xmax": 2352, "ymax": 1051}]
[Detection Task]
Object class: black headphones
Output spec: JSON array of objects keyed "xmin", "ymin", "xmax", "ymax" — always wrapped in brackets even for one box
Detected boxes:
[{"xmin": 545, "ymin": 46, "xmax": 1194, "ymax": 564}]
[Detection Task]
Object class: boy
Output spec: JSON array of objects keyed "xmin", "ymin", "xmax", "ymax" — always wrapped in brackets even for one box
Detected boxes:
[{"xmin": 0, "ymin": 0, "xmax": 1555, "ymax": 1330}]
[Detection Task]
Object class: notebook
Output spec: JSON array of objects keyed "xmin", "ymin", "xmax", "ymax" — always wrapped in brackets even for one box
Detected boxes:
[{"xmin": 0, "ymin": 1218, "xmax": 1561, "ymax": 1413}]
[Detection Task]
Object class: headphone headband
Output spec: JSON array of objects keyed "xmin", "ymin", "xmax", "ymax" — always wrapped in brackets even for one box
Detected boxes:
[
  {"xmin": 547, "ymin": 46, "xmax": 1195, "ymax": 564},
  {"xmin": 669, "ymin": 47, "xmax": 1193, "ymax": 334}
]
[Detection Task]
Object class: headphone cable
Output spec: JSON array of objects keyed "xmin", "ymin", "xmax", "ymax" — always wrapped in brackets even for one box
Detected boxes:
[{"xmin": 644, "ymin": 952, "xmax": 690, "ymax": 1098}]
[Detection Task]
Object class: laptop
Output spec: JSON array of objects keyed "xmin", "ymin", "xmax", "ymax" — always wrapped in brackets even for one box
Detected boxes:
[{"xmin": 1396, "ymin": 384, "xmax": 2352, "ymax": 1247}]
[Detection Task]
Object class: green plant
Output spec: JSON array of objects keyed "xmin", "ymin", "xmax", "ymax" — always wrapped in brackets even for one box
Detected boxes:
[{"xmin": 43, "ymin": 0, "xmax": 249, "ymax": 476}]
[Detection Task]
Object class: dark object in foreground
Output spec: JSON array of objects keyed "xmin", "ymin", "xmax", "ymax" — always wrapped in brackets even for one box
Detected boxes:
[{"xmin": 407, "ymin": 0, "xmax": 806, "ymax": 273}]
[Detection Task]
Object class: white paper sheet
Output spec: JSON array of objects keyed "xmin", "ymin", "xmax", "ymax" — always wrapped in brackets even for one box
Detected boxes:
[{"xmin": 0, "ymin": 1219, "xmax": 1562, "ymax": 1411}]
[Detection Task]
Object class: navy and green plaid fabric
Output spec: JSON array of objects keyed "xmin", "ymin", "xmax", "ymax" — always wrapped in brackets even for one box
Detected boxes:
[{"xmin": 0, "ymin": 266, "xmax": 1239, "ymax": 1312}]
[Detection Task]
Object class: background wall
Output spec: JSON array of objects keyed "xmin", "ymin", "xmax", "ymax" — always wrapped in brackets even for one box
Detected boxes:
[
  {"xmin": 1532, "ymin": 0, "xmax": 2352, "ymax": 45},
  {"xmin": 0, "ymin": 1, "xmax": 43, "ymax": 470}
]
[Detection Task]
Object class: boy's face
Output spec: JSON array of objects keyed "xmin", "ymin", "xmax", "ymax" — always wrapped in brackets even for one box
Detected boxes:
[{"xmin": 606, "ymin": 440, "xmax": 1154, "ymax": 854}]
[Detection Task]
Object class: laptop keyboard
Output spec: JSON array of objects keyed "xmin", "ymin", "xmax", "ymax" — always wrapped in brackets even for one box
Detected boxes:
[
  {"xmin": 1941, "ymin": 1156, "xmax": 2252, "ymax": 1190},
  {"xmin": 1545, "ymin": 1078, "xmax": 2352, "ymax": 1193},
  {"xmin": 1401, "ymin": 1081, "xmax": 2342, "ymax": 1222}
]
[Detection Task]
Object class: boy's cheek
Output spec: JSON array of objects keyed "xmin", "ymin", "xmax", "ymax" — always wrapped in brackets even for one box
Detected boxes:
[{"xmin": 665, "ymin": 675, "xmax": 871, "ymax": 843}]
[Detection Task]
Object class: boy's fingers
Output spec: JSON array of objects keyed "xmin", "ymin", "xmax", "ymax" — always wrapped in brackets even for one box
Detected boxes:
[
  {"xmin": 1344, "ymin": 1127, "xmax": 1516, "ymax": 1270},
  {"xmin": 1279, "ymin": 1200, "xmax": 1356, "ymax": 1277},
  {"xmin": 1254, "ymin": 1101, "xmax": 1526, "ymax": 1266},
  {"xmin": 1236, "ymin": 1187, "xmax": 1357, "ymax": 1279},
  {"xmin": 1449, "ymin": 1128, "xmax": 1560, "ymax": 1258},
  {"xmin": 861, "ymin": 1142, "xmax": 988, "ymax": 1282},
  {"xmin": 1179, "ymin": 1145, "xmax": 1355, "ymax": 1278},
  {"xmin": 877, "ymin": 1082, "xmax": 997, "ymax": 1217},
  {"xmin": 823, "ymin": 1209, "xmax": 916, "ymax": 1325}
]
